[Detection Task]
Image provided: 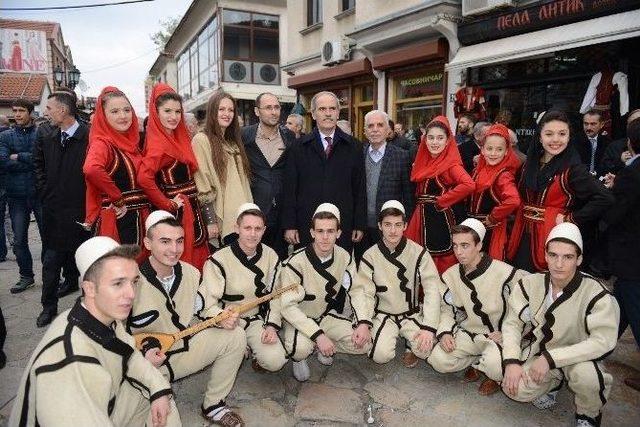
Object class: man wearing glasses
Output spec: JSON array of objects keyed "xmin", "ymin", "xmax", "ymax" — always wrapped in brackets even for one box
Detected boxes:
[{"xmin": 242, "ymin": 93, "xmax": 297, "ymax": 259}]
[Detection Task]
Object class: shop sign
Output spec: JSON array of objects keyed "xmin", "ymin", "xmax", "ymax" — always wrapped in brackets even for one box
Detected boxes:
[
  {"xmin": 0, "ymin": 29, "xmax": 48, "ymax": 74},
  {"xmin": 459, "ymin": 0, "xmax": 640, "ymax": 45},
  {"xmin": 397, "ymin": 72, "xmax": 443, "ymax": 99}
]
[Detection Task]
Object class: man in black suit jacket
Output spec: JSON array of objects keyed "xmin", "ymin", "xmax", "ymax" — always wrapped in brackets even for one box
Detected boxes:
[
  {"xmin": 573, "ymin": 110, "xmax": 611, "ymax": 176},
  {"xmin": 242, "ymin": 92, "xmax": 296, "ymax": 258},
  {"xmin": 355, "ymin": 110, "xmax": 414, "ymax": 260},
  {"xmin": 603, "ymin": 117, "xmax": 640, "ymax": 391},
  {"xmin": 459, "ymin": 121, "xmax": 489, "ymax": 173},
  {"xmin": 33, "ymin": 92, "xmax": 90, "ymax": 327},
  {"xmin": 282, "ymin": 91, "xmax": 365, "ymax": 252}
]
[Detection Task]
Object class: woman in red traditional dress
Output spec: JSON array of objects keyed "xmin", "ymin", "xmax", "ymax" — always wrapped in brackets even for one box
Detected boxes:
[
  {"xmin": 507, "ymin": 110, "xmax": 613, "ymax": 271},
  {"xmin": 138, "ymin": 83, "xmax": 209, "ymax": 270},
  {"xmin": 83, "ymin": 86, "xmax": 150, "ymax": 252},
  {"xmin": 406, "ymin": 115, "xmax": 475, "ymax": 273},
  {"xmin": 468, "ymin": 123, "xmax": 522, "ymax": 261}
]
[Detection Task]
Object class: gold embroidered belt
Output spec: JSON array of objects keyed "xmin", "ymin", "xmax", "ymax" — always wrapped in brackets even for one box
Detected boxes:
[
  {"xmin": 163, "ymin": 181, "xmax": 198, "ymax": 198},
  {"xmin": 102, "ymin": 189, "xmax": 148, "ymax": 210},
  {"xmin": 417, "ymin": 194, "xmax": 438, "ymax": 204},
  {"xmin": 522, "ymin": 204, "xmax": 545, "ymax": 222}
]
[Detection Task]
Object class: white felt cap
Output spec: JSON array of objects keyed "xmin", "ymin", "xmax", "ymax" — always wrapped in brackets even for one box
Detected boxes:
[
  {"xmin": 380, "ymin": 200, "xmax": 405, "ymax": 214},
  {"xmin": 145, "ymin": 210, "xmax": 176, "ymax": 232},
  {"xmin": 313, "ymin": 203, "xmax": 340, "ymax": 222},
  {"xmin": 546, "ymin": 222, "xmax": 583, "ymax": 252},
  {"xmin": 460, "ymin": 218, "xmax": 486, "ymax": 243},
  {"xmin": 75, "ymin": 236, "xmax": 120, "ymax": 280},
  {"xmin": 236, "ymin": 202, "xmax": 261, "ymax": 220}
]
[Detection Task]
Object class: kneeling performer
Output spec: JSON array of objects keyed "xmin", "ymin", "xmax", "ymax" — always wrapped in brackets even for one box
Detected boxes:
[
  {"xmin": 11, "ymin": 237, "xmax": 179, "ymax": 427},
  {"xmin": 501, "ymin": 223, "xmax": 619, "ymax": 427},
  {"xmin": 428, "ymin": 218, "xmax": 527, "ymax": 395},
  {"xmin": 351, "ymin": 200, "xmax": 441, "ymax": 367},
  {"xmin": 280, "ymin": 203, "xmax": 371, "ymax": 381},
  {"xmin": 128, "ymin": 211, "xmax": 245, "ymax": 426},
  {"xmin": 201, "ymin": 203, "xmax": 288, "ymax": 372}
]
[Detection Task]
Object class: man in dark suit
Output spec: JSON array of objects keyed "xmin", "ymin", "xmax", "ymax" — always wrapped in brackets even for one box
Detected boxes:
[
  {"xmin": 33, "ymin": 92, "xmax": 90, "ymax": 327},
  {"xmin": 355, "ymin": 110, "xmax": 414, "ymax": 260},
  {"xmin": 459, "ymin": 121, "xmax": 489, "ymax": 173},
  {"xmin": 602, "ymin": 117, "xmax": 640, "ymax": 392},
  {"xmin": 387, "ymin": 119, "xmax": 412, "ymax": 150},
  {"xmin": 601, "ymin": 109, "xmax": 640, "ymax": 175},
  {"xmin": 242, "ymin": 92, "xmax": 296, "ymax": 258},
  {"xmin": 282, "ymin": 91, "xmax": 365, "ymax": 252},
  {"xmin": 573, "ymin": 110, "xmax": 611, "ymax": 176}
]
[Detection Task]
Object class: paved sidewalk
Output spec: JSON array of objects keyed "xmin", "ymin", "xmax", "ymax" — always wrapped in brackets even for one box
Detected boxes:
[{"xmin": 1, "ymin": 233, "xmax": 638, "ymax": 426}]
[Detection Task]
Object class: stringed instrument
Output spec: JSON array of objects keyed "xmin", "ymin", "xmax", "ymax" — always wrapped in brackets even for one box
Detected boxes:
[{"xmin": 133, "ymin": 284, "xmax": 297, "ymax": 353}]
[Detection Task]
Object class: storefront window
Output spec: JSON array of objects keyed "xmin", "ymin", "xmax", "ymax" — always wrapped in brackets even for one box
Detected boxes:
[
  {"xmin": 392, "ymin": 69, "xmax": 444, "ymax": 136},
  {"xmin": 176, "ymin": 17, "xmax": 220, "ymax": 99}
]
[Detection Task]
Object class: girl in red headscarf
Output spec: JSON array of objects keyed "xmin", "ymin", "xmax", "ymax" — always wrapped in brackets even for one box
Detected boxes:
[
  {"xmin": 469, "ymin": 123, "xmax": 522, "ymax": 260},
  {"xmin": 83, "ymin": 86, "xmax": 150, "ymax": 249},
  {"xmin": 406, "ymin": 116, "xmax": 475, "ymax": 273},
  {"xmin": 138, "ymin": 83, "xmax": 209, "ymax": 270}
]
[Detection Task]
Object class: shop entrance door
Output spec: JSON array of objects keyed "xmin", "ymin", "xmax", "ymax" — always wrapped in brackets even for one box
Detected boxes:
[{"xmin": 353, "ymin": 84, "xmax": 374, "ymax": 140}]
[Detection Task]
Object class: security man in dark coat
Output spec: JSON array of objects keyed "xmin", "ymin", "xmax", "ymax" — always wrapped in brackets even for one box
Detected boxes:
[
  {"xmin": 242, "ymin": 92, "xmax": 296, "ymax": 259},
  {"xmin": 282, "ymin": 91, "xmax": 365, "ymax": 252},
  {"xmin": 33, "ymin": 92, "xmax": 91, "ymax": 327}
]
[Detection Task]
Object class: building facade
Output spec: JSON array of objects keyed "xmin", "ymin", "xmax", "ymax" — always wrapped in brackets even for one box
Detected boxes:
[
  {"xmin": 282, "ymin": 0, "xmax": 462, "ymax": 141},
  {"xmin": 448, "ymin": 0, "xmax": 640, "ymax": 149},
  {"xmin": 0, "ymin": 18, "xmax": 76, "ymax": 117},
  {"xmin": 147, "ymin": 0, "xmax": 295, "ymax": 125}
]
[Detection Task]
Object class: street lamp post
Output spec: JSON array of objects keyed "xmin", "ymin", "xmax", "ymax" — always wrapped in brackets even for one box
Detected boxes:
[{"xmin": 53, "ymin": 64, "xmax": 81, "ymax": 89}]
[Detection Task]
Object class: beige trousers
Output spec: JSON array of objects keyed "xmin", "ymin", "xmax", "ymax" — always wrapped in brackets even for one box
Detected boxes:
[
  {"xmin": 111, "ymin": 381, "xmax": 182, "ymax": 427},
  {"xmin": 283, "ymin": 313, "xmax": 371, "ymax": 361},
  {"xmin": 369, "ymin": 313, "xmax": 433, "ymax": 364},
  {"xmin": 161, "ymin": 326, "xmax": 246, "ymax": 410},
  {"xmin": 506, "ymin": 357, "xmax": 611, "ymax": 422},
  {"xmin": 242, "ymin": 318, "xmax": 288, "ymax": 372},
  {"xmin": 428, "ymin": 330, "xmax": 503, "ymax": 381}
]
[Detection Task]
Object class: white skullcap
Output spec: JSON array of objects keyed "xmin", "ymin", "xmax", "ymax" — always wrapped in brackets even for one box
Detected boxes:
[
  {"xmin": 380, "ymin": 200, "xmax": 405, "ymax": 214},
  {"xmin": 313, "ymin": 203, "xmax": 340, "ymax": 221},
  {"xmin": 460, "ymin": 218, "xmax": 486, "ymax": 243},
  {"xmin": 236, "ymin": 202, "xmax": 261, "ymax": 220},
  {"xmin": 145, "ymin": 210, "xmax": 175, "ymax": 232},
  {"xmin": 546, "ymin": 222, "xmax": 583, "ymax": 252},
  {"xmin": 75, "ymin": 236, "xmax": 120, "ymax": 280}
]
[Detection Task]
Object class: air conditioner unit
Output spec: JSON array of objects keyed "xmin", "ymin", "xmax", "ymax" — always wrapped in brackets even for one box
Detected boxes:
[
  {"xmin": 462, "ymin": 0, "xmax": 514, "ymax": 17},
  {"xmin": 321, "ymin": 37, "xmax": 350, "ymax": 66},
  {"xmin": 253, "ymin": 63, "xmax": 280, "ymax": 85},
  {"xmin": 223, "ymin": 60, "xmax": 251, "ymax": 83}
]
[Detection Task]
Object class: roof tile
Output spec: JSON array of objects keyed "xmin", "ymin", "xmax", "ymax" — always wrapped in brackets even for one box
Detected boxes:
[{"xmin": 0, "ymin": 73, "xmax": 47, "ymax": 102}]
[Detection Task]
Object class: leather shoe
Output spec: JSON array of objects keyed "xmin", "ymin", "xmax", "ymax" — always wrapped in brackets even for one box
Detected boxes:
[
  {"xmin": 624, "ymin": 377, "xmax": 640, "ymax": 392},
  {"xmin": 57, "ymin": 282, "xmax": 79, "ymax": 298},
  {"xmin": 10, "ymin": 277, "xmax": 35, "ymax": 294},
  {"xmin": 401, "ymin": 351, "xmax": 419, "ymax": 368},
  {"xmin": 478, "ymin": 378, "xmax": 500, "ymax": 395},
  {"xmin": 36, "ymin": 309, "xmax": 57, "ymax": 328},
  {"xmin": 463, "ymin": 366, "xmax": 480, "ymax": 382},
  {"xmin": 251, "ymin": 358, "xmax": 267, "ymax": 373}
]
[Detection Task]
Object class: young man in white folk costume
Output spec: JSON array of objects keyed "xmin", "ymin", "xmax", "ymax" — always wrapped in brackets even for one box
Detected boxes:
[
  {"xmin": 128, "ymin": 211, "xmax": 246, "ymax": 427},
  {"xmin": 350, "ymin": 200, "xmax": 440, "ymax": 367},
  {"xmin": 201, "ymin": 203, "xmax": 288, "ymax": 372},
  {"xmin": 279, "ymin": 203, "xmax": 371, "ymax": 381},
  {"xmin": 10, "ymin": 237, "xmax": 179, "ymax": 427},
  {"xmin": 501, "ymin": 223, "xmax": 619, "ymax": 427},
  {"xmin": 428, "ymin": 219, "xmax": 527, "ymax": 395}
]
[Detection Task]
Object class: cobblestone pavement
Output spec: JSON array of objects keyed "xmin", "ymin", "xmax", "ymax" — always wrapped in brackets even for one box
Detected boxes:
[{"xmin": 1, "ymin": 231, "xmax": 638, "ymax": 426}]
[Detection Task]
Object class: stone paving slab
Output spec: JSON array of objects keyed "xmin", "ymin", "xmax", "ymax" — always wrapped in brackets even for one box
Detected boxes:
[{"xmin": 1, "ymin": 232, "xmax": 639, "ymax": 426}]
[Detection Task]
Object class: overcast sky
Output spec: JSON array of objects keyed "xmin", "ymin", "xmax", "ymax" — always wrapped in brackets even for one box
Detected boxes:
[{"xmin": 2, "ymin": 0, "xmax": 190, "ymax": 114}]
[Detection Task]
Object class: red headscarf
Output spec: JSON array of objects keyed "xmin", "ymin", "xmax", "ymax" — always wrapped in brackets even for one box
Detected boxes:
[
  {"xmin": 411, "ymin": 116, "xmax": 463, "ymax": 182},
  {"xmin": 145, "ymin": 83, "xmax": 198, "ymax": 172},
  {"xmin": 89, "ymin": 86, "xmax": 140, "ymax": 153},
  {"xmin": 474, "ymin": 123, "xmax": 522, "ymax": 191}
]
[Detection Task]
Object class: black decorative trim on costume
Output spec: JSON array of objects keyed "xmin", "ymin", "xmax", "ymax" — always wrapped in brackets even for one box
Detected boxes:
[
  {"xmin": 502, "ymin": 358, "xmax": 522, "ymax": 366},
  {"xmin": 517, "ymin": 279, "xmax": 529, "ymax": 301},
  {"xmin": 139, "ymin": 260, "xmax": 191, "ymax": 356},
  {"xmin": 576, "ymin": 413, "xmax": 602, "ymax": 427},
  {"xmin": 541, "ymin": 350, "xmax": 556, "ymax": 370},
  {"xmin": 305, "ymin": 245, "xmax": 345, "ymax": 314},
  {"xmin": 150, "ymin": 388, "xmax": 173, "ymax": 402},
  {"xmin": 108, "ymin": 395, "xmax": 116, "ymax": 416},
  {"xmin": 414, "ymin": 248, "xmax": 428, "ymax": 308},
  {"xmin": 34, "ymin": 355, "xmax": 101, "ymax": 375},
  {"xmin": 465, "ymin": 254, "xmax": 492, "ymax": 281},
  {"xmin": 498, "ymin": 267, "xmax": 517, "ymax": 330},
  {"xmin": 369, "ymin": 315, "xmax": 391, "ymax": 359},
  {"xmin": 303, "ymin": 294, "xmax": 316, "ymax": 301},
  {"xmin": 592, "ymin": 361, "xmax": 607, "ymax": 407},
  {"xmin": 377, "ymin": 238, "xmax": 412, "ymax": 310},
  {"xmin": 459, "ymin": 257, "xmax": 495, "ymax": 333},
  {"xmin": 310, "ymin": 329, "xmax": 324, "ymax": 341},
  {"xmin": 201, "ymin": 399, "xmax": 226, "ymax": 416},
  {"xmin": 358, "ymin": 320, "xmax": 373, "ymax": 327},
  {"xmin": 584, "ymin": 290, "xmax": 608, "ymax": 335},
  {"xmin": 128, "ymin": 310, "xmax": 160, "ymax": 329},
  {"xmin": 230, "ymin": 241, "xmax": 270, "ymax": 317},
  {"xmin": 538, "ymin": 272, "xmax": 582, "ymax": 356}
]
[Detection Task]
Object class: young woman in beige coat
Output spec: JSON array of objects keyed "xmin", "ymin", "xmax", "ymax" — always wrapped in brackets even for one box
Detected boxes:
[{"xmin": 192, "ymin": 90, "xmax": 252, "ymax": 246}]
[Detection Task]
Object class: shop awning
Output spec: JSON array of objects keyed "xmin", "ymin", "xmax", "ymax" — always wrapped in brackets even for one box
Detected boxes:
[{"xmin": 446, "ymin": 9, "xmax": 640, "ymax": 71}]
